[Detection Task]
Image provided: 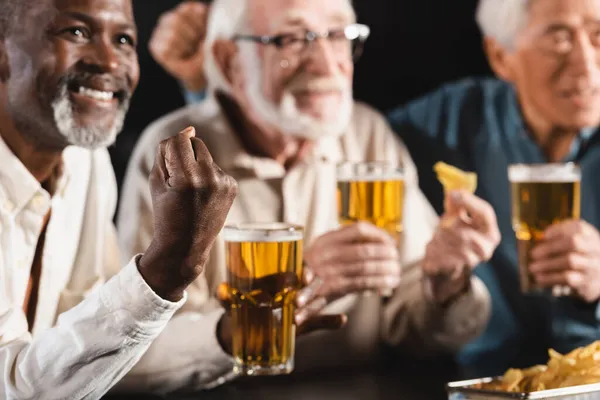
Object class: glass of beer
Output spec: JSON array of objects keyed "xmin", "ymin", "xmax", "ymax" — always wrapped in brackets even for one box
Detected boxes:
[
  {"xmin": 222, "ymin": 223, "xmax": 304, "ymax": 376},
  {"xmin": 509, "ymin": 163, "xmax": 581, "ymax": 294},
  {"xmin": 336, "ymin": 162, "xmax": 405, "ymax": 245}
]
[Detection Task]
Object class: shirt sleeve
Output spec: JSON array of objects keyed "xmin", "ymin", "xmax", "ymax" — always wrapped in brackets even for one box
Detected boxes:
[
  {"xmin": 114, "ymin": 305, "xmax": 237, "ymax": 394},
  {"xmin": 0, "ymin": 257, "xmax": 185, "ymax": 400}
]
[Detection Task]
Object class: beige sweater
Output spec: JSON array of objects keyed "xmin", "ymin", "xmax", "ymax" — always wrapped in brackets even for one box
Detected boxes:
[{"xmin": 116, "ymin": 96, "xmax": 490, "ymax": 393}]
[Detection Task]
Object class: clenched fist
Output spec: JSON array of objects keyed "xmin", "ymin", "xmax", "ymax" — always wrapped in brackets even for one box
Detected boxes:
[
  {"xmin": 149, "ymin": 1, "xmax": 209, "ymax": 92},
  {"xmin": 139, "ymin": 127, "xmax": 237, "ymax": 301}
]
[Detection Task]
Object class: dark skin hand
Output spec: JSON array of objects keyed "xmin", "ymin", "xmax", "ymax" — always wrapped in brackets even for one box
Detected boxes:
[
  {"xmin": 138, "ymin": 127, "xmax": 238, "ymax": 302},
  {"xmin": 215, "ymin": 268, "xmax": 347, "ymax": 354}
]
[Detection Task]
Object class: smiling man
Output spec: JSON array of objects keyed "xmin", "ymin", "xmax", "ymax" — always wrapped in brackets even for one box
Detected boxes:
[
  {"xmin": 0, "ymin": 0, "xmax": 237, "ymax": 398},
  {"xmin": 388, "ymin": 0, "xmax": 600, "ymax": 377},
  {"xmin": 118, "ymin": 0, "xmax": 497, "ymax": 392}
]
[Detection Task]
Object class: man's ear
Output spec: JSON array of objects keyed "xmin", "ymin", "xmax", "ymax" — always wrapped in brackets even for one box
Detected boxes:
[
  {"xmin": 482, "ymin": 36, "xmax": 516, "ymax": 82},
  {"xmin": 212, "ymin": 39, "xmax": 239, "ymax": 87},
  {"xmin": 0, "ymin": 39, "xmax": 9, "ymax": 82}
]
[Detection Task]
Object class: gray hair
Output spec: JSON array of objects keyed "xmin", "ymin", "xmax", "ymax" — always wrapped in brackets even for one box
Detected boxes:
[
  {"xmin": 475, "ymin": 0, "xmax": 529, "ymax": 49},
  {"xmin": 203, "ymin": 0, "xmax": 249, "ymax": 95},
  {"xmin": 203, "ymin": 0, "xmax": 357, "ymax": 94}
]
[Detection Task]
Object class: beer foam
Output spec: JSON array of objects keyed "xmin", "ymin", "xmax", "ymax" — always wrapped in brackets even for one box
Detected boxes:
[
  {"xmin": 336, "ymin": 172, "xmax": 404, "ymax": 182},
  {"xmin": 508, "ymin": 164, "xmax": 581, "ymax": 183},
  {"xmin": 336, "ymin": 162, "xmax": 403, "ymax": 182},
  {"xmin": 222, "ymin": 223, "xmax": 303, "ymax": 243}
]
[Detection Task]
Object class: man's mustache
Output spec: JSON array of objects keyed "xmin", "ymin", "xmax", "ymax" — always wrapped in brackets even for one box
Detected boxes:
[
  {"xmin": 56, "ymin": 72, "xmax": 132, "ymax": 103},
  {"xmin": 286, "ymin": 74, "xmax": 348, "ymax": 93}
]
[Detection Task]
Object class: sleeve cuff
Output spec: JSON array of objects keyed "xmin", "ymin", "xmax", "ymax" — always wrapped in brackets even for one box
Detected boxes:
[
  {"xmin": 425, "ymin": 276, "xmax": 491, "ymax": 348},
  {"xmin": 99, "ymin": 255, "xmax": 187, "ymax": 342}
]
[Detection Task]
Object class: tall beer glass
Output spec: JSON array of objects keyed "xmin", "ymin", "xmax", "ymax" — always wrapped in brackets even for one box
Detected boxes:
[
  {"xmin": 336, "ymin": 162, "xmax": 405, "ymax": 245},
  {"xmin": 509, "ymin": 163, "xmax": 581, "ymax": 294},
  {"xmin": 222, "ymin": 223, "xmax": 303, "ymax": 376}
]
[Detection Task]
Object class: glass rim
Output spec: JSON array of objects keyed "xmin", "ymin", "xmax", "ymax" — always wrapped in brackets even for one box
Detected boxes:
[
  {"xmin": 336, "ymin": 161, "xmax": 404, "ymax": 181},
  {"xmin": 222, "ymin": 222, "xmax": 304, "ymax": 243},
  {"xmin": 508, "ymin": 162, "xmax": 581, "ymax": 183}
]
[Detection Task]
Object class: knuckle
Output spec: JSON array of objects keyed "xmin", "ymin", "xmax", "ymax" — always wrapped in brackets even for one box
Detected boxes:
[
  {"xmin": 355, "ymin": 221, "xmax": 370, "ymax": 235},
  {"xmin": 158, "ymin": 136, "xmax": 172, "ymax": 149},
  {"xmin": 360, "ymin": 244, "xmax": 376, "ymax": 259},
  {"xmin": 574, "ymin": 222, "xmax": 586, "ymax": 236},
  {"xmin": 362, "ymin": 261, "xmax": 376, "ymax": 275},
  {"xmin": 566, "ymin": 253, "xmax": 579, "ymax": 269},
  {"xmin": 204, "ymin": 169, "xmax": 220, "ymax": 187},
  {"xmin": 568, "ymin": 234, "xmax": 579, "ymax": 250}
]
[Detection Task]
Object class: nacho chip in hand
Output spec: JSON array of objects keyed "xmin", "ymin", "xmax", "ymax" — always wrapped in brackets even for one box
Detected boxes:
[{"xmin": 433, "ymin": 161, "xmax": 477, "ymax": 194}]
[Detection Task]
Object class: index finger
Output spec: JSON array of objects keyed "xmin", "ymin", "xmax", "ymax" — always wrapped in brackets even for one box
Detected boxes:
[
  {"xmin": 543, "ymin": 220, "xmax": 588, "ymax": 240},
  {"xmin": 164, "ymin": 127, "xmax": 197, "ymax": 181},
  {"xmin": 449, "ymin": 191, "xmax": 497, "ymax": 233}
]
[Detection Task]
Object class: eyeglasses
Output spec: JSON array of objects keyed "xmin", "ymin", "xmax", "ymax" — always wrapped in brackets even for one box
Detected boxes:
[
  {"xmin": 530, "ymin": 26, "xmax": 600, "ymax": 57},
  {"xmin": 232, "ymin": 23, "xmax": 370, "ymax": 62}
]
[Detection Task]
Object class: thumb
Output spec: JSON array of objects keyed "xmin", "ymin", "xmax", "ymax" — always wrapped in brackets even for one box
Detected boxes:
[
  {"xmin": 216, "ymin": 282, "xmax": 234, "ymax": 312},
  {"xmin": 297, "ymin": 314, "xmax": 347, "ymax": 336}
]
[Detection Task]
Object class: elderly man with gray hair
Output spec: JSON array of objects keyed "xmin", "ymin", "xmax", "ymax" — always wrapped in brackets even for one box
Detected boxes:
[
  {"xmin": 117, "ymin": 0, "xmax": 500, "ymax": 393},
  {"xmin": 388, "ymin": 0, "xmax": 600, "ymax": 377}
]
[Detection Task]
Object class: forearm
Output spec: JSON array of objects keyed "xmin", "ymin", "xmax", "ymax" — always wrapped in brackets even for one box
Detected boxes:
[
  {"xmin": 381, "ymin": 270, "xmax": 490, "ymax": 357},
  {"xmin": 115, "ymin": 308, "xmax": 236, "ymax": 394},
  {"xmin": 0, "ymin": 259, "xmax": 183, "ymax": 400}
]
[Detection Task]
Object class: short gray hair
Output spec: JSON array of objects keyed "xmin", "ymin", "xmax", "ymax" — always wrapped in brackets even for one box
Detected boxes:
[
  {"xmin": 475, "ymin": 0, "xmax": 529, "ymax": 48},
  {"xmin": 203, "ymin": 0, "xmax": 249, "ymax": 95}
]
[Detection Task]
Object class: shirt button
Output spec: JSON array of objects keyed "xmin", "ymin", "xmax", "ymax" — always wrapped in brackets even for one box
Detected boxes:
[{"xmin": 30, "ymin": 193, "xmax": 48, "ymax": 214}]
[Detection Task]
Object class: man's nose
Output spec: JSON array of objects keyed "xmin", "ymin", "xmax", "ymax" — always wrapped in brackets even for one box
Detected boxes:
[
  {"xmin": 81, "ymin": 39, "xmax": 120, "ymax": 73},
  {"xmin": 304, "ymin": 38, "xmax": 339, "ymax": 76}
]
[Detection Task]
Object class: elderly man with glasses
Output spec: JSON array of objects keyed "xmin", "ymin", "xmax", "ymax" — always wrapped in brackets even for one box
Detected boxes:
[{"xmin": 118, "ymin": 0, "xmax": 497, "ymax": 392}]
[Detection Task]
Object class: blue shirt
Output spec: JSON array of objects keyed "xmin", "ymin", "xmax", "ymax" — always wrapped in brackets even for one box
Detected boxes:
[
  {"xmin": 388, "ymin": 78, "xmax": 600, "ymax": 377},
  {"xmin": 182, "ymin": 88, "xmax": 207, "ymax": 105}
]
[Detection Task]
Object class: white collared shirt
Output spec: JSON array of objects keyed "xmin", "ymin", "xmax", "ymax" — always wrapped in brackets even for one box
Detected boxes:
[{"xmin": 0, "ymin": 135, "xmax": 185, "ymax": 400}]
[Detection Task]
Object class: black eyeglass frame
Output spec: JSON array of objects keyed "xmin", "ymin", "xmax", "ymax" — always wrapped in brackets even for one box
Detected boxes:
[{"xmin": 232, "ymin": 23, "xmax": 371, "ymax": 61}]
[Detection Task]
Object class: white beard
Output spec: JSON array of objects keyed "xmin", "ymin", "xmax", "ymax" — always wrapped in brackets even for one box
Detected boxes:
[
  {"xmin": 51, "ymin": 84, "xmax": 129, "ymax": 150},
  {"xmin": 238, "ymin": 43, "xmax": 353, "ymax": 141}
]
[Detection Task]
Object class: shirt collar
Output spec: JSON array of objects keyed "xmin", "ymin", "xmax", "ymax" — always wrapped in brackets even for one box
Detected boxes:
[{"xmin": 0, "ymin": 134, "xmax": 69, "ymax": 214}]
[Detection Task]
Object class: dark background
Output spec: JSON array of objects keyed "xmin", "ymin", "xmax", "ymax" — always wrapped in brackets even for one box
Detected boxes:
[{"xmin": 111, "ymin": 0, "xmax": 494, "ymax": 215}]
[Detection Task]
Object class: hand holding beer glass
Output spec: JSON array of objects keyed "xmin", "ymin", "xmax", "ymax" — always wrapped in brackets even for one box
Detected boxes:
[
  {"xmin": 509, "ymin": 163, "xmax": 582, "ymax": 295},
  {"xmin": 220, "ymin": 223, "xmax": 346, "ymax": 376},
  {"xmin": 336, "ymin": 162, "xmax": 404, "ymax": 245},
  {"xmin": 335, "ymin": 162, "xmax": 404, "ymax": 297},
  {"xmin": 510, "ymin": 164, "xmax": 600, "ymax": 302}
]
